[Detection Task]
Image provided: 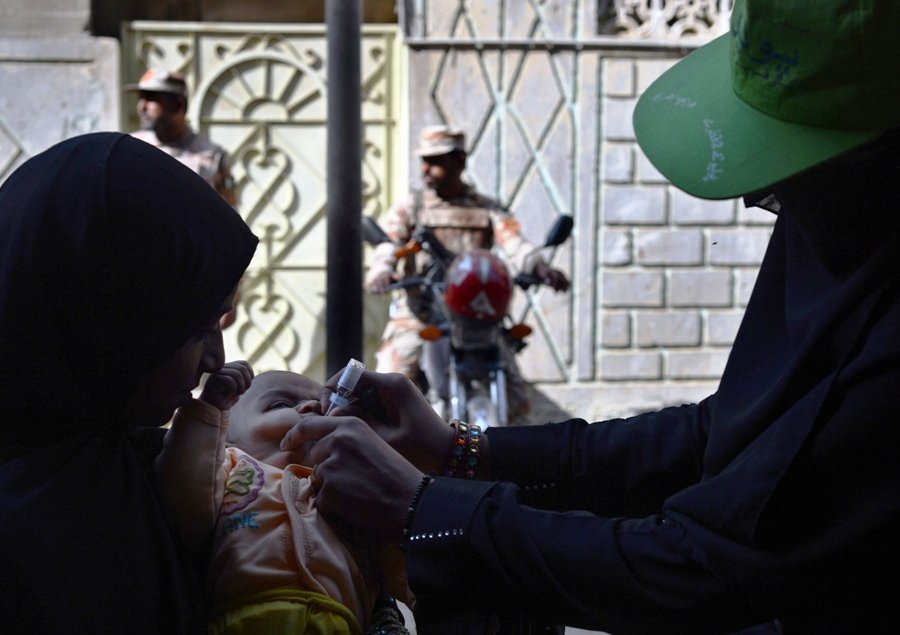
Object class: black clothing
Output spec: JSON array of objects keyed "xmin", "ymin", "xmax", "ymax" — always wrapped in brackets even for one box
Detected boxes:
[
  {"xmin": 0, "ymin": 133, "xmax": 258, "ymax": 632},
  {"xmin": 407, "ymin": 165, "xmax": 900, "ymax": 633}
]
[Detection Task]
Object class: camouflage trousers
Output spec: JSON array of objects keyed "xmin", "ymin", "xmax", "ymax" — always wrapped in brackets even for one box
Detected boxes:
[{"xmin": 374, "ymin": 315, "xmax": 532, "ymax": 424}]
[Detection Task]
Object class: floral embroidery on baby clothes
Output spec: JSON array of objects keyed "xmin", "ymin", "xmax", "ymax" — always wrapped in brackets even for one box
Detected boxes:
[{"xmin": 221, "ymin": 453, "xmax": 265, "ymax": 515}]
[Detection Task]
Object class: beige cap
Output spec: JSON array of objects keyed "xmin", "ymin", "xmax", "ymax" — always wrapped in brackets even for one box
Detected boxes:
[
  {"xmin": 124, "ymin": 68, "xmax": 188, "ymax": 97},
  {"xmin": 415, "ymin": 125, "xmax": 466, "ymax": 157}
]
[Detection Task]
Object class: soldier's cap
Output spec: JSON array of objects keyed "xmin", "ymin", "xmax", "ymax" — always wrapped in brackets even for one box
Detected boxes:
[
  {"xmin": 124, "ymin": 68, "xmax": 188, "ymax": 97},
  {"xmin": 415, "ymin": 125, "xmax": 466, "ymax": 158},
  {"xmin": 633, "ymin": 0, "xmax": 900, "ymax": 200}
]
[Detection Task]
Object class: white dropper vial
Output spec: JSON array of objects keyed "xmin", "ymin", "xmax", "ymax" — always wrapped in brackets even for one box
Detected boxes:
[{"xmin": 326, "ymin": 358, "xmax": 366, "ymax": 415}]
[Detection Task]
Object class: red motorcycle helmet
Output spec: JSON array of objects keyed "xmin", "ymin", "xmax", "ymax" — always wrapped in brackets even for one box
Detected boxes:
[{"xmin": 443, "ymin": 249, "xmax": 512, "ymax": 322}]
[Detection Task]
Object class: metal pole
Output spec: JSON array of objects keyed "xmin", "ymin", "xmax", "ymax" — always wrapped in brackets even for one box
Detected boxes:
[{"xmin": 325, "ymin": 0, "xmax": 363, "ymax": 377}]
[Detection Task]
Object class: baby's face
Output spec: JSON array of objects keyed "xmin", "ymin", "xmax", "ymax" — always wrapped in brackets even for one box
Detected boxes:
[{"xmin": 228, "ymin": 370, "xmax": 322, "ymax": 468}]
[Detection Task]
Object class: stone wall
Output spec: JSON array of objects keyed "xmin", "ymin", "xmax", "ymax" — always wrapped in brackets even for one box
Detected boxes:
[
  {"xmin": 0, "ymin": 0, "xmax": 119, "ymax": 183},
  {"xmin": 90, "ymin": 0, "xmax": 397, "ymax": 39},
  {"xmin": 535, "ymin": 55, "xmax": 774, "ymax": 422},
  {"xmin": 0, "ymin": 0, "xmax": 90, "ymax": 37}
]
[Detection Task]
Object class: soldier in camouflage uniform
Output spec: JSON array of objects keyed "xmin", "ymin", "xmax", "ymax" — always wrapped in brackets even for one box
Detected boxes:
[
  {"xmin": 126, "ymin": 68, "xmax": 236, "ymax": 206},
  {"xmin": 365, "ymin": 125, "xmax": 569, "ymax": 423}
]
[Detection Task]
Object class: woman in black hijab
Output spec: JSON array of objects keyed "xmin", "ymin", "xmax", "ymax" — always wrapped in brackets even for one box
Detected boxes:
[
  {"xmin": 283, "ymin": 0, "xmax": 900, "ymax": 632},
  {"xmin": 291, "ymin": 140, "xmax": 900, "ymax": 634},
  {"xmin": 0, "ymin": 132, "xmax": 258, "ymax": 632}
]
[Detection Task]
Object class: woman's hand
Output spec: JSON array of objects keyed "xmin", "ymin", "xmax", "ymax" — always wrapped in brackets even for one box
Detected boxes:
[
  {"xmin": 282, "ymin": 413, "xmax": 424, "ymax": 545},
  {"xmin": 318, "ymin": 369, "xmax": 457, "ymax": 475}
]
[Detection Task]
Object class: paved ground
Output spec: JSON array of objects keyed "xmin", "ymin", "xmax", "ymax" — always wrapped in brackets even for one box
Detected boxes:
[
  {"xmin": 513, "ymin": 382, "xmax": 575, "ymax": 426},
  {"xmin": 398, "ymin": 602, "xmax": 608, "ymax": 634}
]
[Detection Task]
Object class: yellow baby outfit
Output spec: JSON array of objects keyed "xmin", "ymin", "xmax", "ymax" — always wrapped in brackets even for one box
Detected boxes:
[{"xmin": 156, "ymin": 399, "xmax": 409, "ymax": 634}]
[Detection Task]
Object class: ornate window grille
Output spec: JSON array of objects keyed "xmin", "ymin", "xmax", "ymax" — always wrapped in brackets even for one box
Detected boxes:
[{"xmin": 599, "ymin": 0, "xmax": 734, "ymax": 39}]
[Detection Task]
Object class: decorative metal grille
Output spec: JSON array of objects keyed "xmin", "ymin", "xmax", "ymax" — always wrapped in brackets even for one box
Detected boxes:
[
  {"xmin": 404, "ymin": 1, "xmax": 594, "ymax": 383},
  {"xmin": 122, "ymin": 23, "xmax": 402, "ymax": 380},
  {"xmin": 599, "ymin": 0, "xmax": 734, "ymax": 38}
]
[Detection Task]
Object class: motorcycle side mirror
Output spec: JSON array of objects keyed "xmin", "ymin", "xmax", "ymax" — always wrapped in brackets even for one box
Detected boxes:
[
  {"xmin": 543, "ymin": 215, "xmax": 573, "ymax": 248},
  {"xmin": 362, "ymin": 215, "xmax": 391, "ymax": 246}
]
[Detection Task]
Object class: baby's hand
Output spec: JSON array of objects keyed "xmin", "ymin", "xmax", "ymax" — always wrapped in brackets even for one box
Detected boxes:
[{"xmin": 200, "ymin": 361, "xmax": 254, "ymax": 411}]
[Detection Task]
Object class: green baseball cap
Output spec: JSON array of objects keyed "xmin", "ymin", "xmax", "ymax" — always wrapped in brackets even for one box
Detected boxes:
[{"xmin": 633, "ymin": 0, "xmax": 900, "ymax": 200}]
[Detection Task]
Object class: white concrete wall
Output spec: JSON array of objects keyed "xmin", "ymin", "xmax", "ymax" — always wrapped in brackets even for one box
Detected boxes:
[
  {"xmin": 0, "ymin": 0, "xmax": 90, "ymax": 37},
  {"xmin": 0, "ymin": 0, "xmax": 120, "ymax": 184}
]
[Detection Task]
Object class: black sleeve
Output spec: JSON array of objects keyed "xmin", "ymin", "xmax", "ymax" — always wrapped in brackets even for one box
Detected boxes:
[
  {"xmin": 406, "ymin": 477, "xmax": 768, "ymax": 634},
  {"xmin": 486, "ymin": 399, "xmax": 712, "ymax": 516}
]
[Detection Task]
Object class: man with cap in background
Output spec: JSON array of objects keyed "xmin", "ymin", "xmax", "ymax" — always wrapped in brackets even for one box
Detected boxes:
[
  {"xmin": 365, "ymin": 124, "xmax": 569, "ymax": 424},
  {"xmin": 126, "ymin": 68, "xmax": 236, "ymax": 206}
]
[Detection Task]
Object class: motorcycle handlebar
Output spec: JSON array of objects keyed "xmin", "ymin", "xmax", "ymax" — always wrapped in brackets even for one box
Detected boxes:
[
  {"xmin": 395, "ymin": 272, "xmax": 545, "ymax": 292},
  {"xmin": 388, "ymin": 277, "xmax": 426, "ymax": 291},
  {"xmin": 361, "ymin": 215, "xmax": 391, "ymax": 246}
]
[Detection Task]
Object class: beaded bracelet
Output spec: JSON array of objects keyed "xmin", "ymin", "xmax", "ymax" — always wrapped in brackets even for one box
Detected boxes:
[
  {"xmin": 400, "ymin": 474, "xmax": 432, "ymax": 548},
  {"xmin": 441, "ymin": 419, "xmax": 482, "ymax": 479}
]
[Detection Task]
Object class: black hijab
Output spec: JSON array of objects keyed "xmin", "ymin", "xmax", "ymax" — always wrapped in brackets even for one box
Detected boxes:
[{"xmin": 0, "ymin": 133, "xmax": 258, "ymax": 631}]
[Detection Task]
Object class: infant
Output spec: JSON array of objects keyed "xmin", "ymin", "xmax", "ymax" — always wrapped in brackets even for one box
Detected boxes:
[{"xmin": 154, "ymin": 362, "xmax": 409, "ymax": 635}]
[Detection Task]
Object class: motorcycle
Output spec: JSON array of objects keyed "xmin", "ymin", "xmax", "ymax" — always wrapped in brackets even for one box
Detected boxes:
[{"xmin": 363, "ymin": 214, "xmax": 573, "ymax": 428}]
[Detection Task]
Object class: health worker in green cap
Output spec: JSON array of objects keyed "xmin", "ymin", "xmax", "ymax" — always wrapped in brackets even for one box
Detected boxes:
[{"xmin": 281, "ymin": 1, "xmax": 900, "ymax": 633}]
